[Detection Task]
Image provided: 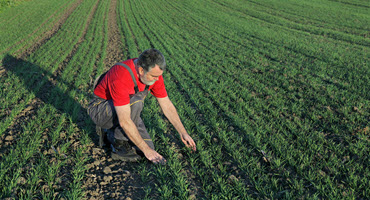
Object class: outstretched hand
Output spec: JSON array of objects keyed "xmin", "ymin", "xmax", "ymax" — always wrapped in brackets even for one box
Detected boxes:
[
  {"xmin": 144, "ymin": 148, "xmax": 166, "ymax": 165},
  {"xmin": 180, "ymin": 133, "xmax": 197, "ymax": 152}
]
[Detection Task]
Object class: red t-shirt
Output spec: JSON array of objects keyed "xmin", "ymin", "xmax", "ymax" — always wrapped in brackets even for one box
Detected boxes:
[{"xmin": 94, "ymin": 58, "xmax": 167, "ymax": 106}]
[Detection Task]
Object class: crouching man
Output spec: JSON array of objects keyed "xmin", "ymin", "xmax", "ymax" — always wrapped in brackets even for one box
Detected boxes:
[{"xmin": 87, "ymin": 49, "xmax": 196, "ymax": 164}]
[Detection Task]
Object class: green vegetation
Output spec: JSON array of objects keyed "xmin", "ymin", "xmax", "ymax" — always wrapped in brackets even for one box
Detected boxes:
[
  {"xmin": 0, "ymin": 0, "xmax": 369, "ymax": 199},
  {"xmin": 0, "ymin": 0, "xmax": 26, "ymax": 12}
]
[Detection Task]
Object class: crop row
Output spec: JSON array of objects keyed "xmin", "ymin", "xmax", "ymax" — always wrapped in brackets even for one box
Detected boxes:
[
  {"xmin": 173, "ymin": 0, "xmax": 369, "ymax": 79},
  {"xmin": 123, "ymin": 0, "xmax": 267, "ymax": 198},
  {"xmin": 0, "ymin": 0, "xmax": 94, "ymax": 137},
  {"xmin": 0, "ymin": 0, "xmax": 77, "ymax": 59},
  {"xmin": 0, "ymin": 0, "xmax": 110, "ymax": 198},
  {"xmin": 225, "ymin": 0, "xmax": 369, "ymax": 36},
  {"xmin": 0, "ymin": 0, "xmax": 77, "ymax": 135},
  {"xmin": 0, "ymin": 0, "xmax": 368, "ymax": 199},
  {"xmin": 120, "ymin": 0, "xmax": 369, "ymax": 199},
  {"xmin": 166, "ymin": 0, "xmax": 369, "ymax": 110}
]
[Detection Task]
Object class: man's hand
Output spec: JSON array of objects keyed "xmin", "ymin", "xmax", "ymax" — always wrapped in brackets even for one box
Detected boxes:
[
  {"xmin": 180, "ymin": 133, "xmax": 196, "ymax": 152},
  {"xmin": 115, "ymin": 105, "xmax": 166, "ymax": 164},
  {"xmin": 157, "ymin": 97, "xmax": 197, "ymax": 152},
  {"xmin": 143, "ymin": 149, "xmax": 166, "ymax": 164}
]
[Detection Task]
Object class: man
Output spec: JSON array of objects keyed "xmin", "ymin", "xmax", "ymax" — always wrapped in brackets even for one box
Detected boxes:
[{"xmin": 87, "ymin": 49, "xmax": 196, "ymax": 164}]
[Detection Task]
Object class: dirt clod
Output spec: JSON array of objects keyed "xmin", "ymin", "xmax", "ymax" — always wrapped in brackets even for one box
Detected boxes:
[
  {"xmin": 48, "ymin": 148, "xmax": 55, "ymax": 154},
  {"xmin": 86, "ymin": 163, "xmax": 94, "ymax": 169},
  {"xmin": 100, "ymin": 181, "xmax": 108, "ymax": 186},
  {"xmin": 122, "ymin": 170, "xmax": 131, "ymax": 177},
  {"xmin": 92, "ymin": 148, "xmax": 100, "ymax": 155},
  {"xmin": 5, "ymin": 136, "xmax": 13, "ymax": 141},
  {"xmin": 17, "ymin": 177, "xmax": 26, "ymax": 185},
  {"xmin": 103, "ymin": 166, "xmax": 112, "ymax": 174},
  {"xmin": 228, "ymin": 175, "xmax": 238, "ymax": 183},
  {"xmin": 93, "ymin": 160, "xmax": 101, "ymax": 166},
  {"xmin": 104, "ymin": 176, "xmax": 113, "ymax": 182}
]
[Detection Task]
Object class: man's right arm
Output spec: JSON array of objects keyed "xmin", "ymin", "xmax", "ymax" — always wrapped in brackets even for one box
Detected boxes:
[{"xmin": 114, "ymin": 104, "xmax": 166, "ymax": 164}]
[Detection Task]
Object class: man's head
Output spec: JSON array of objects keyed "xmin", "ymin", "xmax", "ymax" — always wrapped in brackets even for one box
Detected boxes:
[{"xmin": 137, "ymin": 49, "xmax": 166, "ymax": 85}]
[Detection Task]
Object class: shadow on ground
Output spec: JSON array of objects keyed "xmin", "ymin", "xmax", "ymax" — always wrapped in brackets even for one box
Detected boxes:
[
  {"xmin": 2, "ymin": 54, "xmax": 154, "ymax": 199},
  {"xmin": 2, "ymin": 54, "xmax": 96, "ymax": 141}
]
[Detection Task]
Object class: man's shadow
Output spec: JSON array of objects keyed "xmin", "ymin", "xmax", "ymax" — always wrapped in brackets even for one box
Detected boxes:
[{"xmin": 2, "ymin": 54, "xmax": 98, "ymax": 145}]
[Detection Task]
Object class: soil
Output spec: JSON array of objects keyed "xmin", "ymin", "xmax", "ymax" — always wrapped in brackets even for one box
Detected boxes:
[
  {"xmin": 1, "ymin": 0, "xmax": 156, "ymax": 199},
  {"xmin": 81, "ymin": 1, "xmax": 156, "ymax": 199},
  {"xmin": 83, "ymin": 146, "xmax": 156, "ymax": 200},
  {"xmin": 103, "ymin": 0, "xmax": 125, "ymax": 69},
  {"xmin": 1, "ymin": 0, "xmax": 213, "ymax": 198}
]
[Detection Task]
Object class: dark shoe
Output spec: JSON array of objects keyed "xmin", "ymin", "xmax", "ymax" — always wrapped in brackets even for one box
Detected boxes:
[{"xmin": 111, "ymin": 140, "xmax": 141, "ymax": 162}]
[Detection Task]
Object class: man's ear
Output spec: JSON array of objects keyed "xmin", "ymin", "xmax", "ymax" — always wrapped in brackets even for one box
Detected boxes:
[{"xmin": 138, "ymin": 67, "xmax": 144, "ymax": 76}]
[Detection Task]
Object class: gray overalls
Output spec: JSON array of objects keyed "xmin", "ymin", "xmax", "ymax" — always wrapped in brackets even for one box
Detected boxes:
[{"xmin": 87, "ymin": 63, "xmax": 155, "ymax": 150}]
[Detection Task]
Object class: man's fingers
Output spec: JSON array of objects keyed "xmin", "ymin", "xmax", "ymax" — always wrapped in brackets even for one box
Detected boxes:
[
  {"xmin": 152, "ymin": 156, "xmax": 166, "ymax": 165},
  {"xmin": 149, "ymin": 153, "xmax": 166, "ymax": 165},
  {"xmin": 184, "ymin": 138, "xmax": 196, "ymax": 151}
]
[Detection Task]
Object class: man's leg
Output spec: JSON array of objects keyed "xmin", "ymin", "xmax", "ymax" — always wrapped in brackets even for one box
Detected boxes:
[
  {"xmin": 88, "ymin": 97, "xmax": 140, "ymax": 162},
  {"xmin": 88, "ymin": 97, "xmax": 115, "ymax": 147},
  {"xmin": 127, "ymin": 94, "xmax": 155, "ymax": 150},
  {"xmin": 87, "ymin": 97, "xmax": 116, "ymax": 129}
]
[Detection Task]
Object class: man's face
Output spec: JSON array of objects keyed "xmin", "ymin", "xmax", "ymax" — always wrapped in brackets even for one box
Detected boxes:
[{"xmin": 138, "ymin": 64, "xmax": 163, "ymax": 86}]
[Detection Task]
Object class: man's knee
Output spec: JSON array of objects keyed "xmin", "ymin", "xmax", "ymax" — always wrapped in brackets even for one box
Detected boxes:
[{"xmin": 88, "ymin": 100, "xmax": 116, "ymax": 129}]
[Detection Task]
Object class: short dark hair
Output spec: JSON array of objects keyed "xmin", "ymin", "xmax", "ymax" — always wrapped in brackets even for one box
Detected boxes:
[{"xmin": 137, "ymin": 49, "xmax": 166, "ymax": 72}]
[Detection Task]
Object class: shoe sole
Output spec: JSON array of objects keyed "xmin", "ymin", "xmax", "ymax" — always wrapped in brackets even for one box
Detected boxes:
[{"xmin": 111, "ymin": 152, "xmax": 141, "ymax": 162}]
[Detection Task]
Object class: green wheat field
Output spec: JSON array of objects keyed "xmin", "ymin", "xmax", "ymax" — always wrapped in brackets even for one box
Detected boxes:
[{"xmin": 0, "ymin": 0, "xmax": 369, "ymax": 199}]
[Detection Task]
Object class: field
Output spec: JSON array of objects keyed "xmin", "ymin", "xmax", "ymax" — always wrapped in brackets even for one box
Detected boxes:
[{"xmin": 0, "ymin": 0, "xmax": 369, "ymax": 199}]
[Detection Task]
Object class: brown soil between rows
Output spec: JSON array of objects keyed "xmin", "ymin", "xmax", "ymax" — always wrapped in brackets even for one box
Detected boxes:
[
  {"xmin": 1, "ymin": 0, "xmax": 151, "ymax": 199},
  {"xmin": 0, "ymin": 98, "xmax": 42, "ymax": 157},
  {"xmin": 82, "ymin": 0, "xmax": 154, "ymax": 199},
  {"xmin": 1, "ymin": 0, "xmax": 192, "ymax": 199},
  {"xmin": 103, "ymin": 0, "xmax": 125, "ymax": 69}
]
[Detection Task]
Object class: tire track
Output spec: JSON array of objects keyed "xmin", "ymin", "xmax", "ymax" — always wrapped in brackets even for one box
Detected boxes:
[
  {"xmin": 83, "ymin": 1, "xmax": 156, "ymax": 199},
  {"xmin": 103, "ymin": 0, "xmax": 125, "ymax": 69}
]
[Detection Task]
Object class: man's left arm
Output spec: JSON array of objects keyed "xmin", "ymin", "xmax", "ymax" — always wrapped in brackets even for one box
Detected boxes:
[{"xmin": 157, "ymin": 96, "xmax": 196, "ymax": 151}]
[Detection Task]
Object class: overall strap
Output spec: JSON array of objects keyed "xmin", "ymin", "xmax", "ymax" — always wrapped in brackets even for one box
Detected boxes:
[{"xmin": 115, "ymin": 62, "xmax": 139, "ymax": 94}]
